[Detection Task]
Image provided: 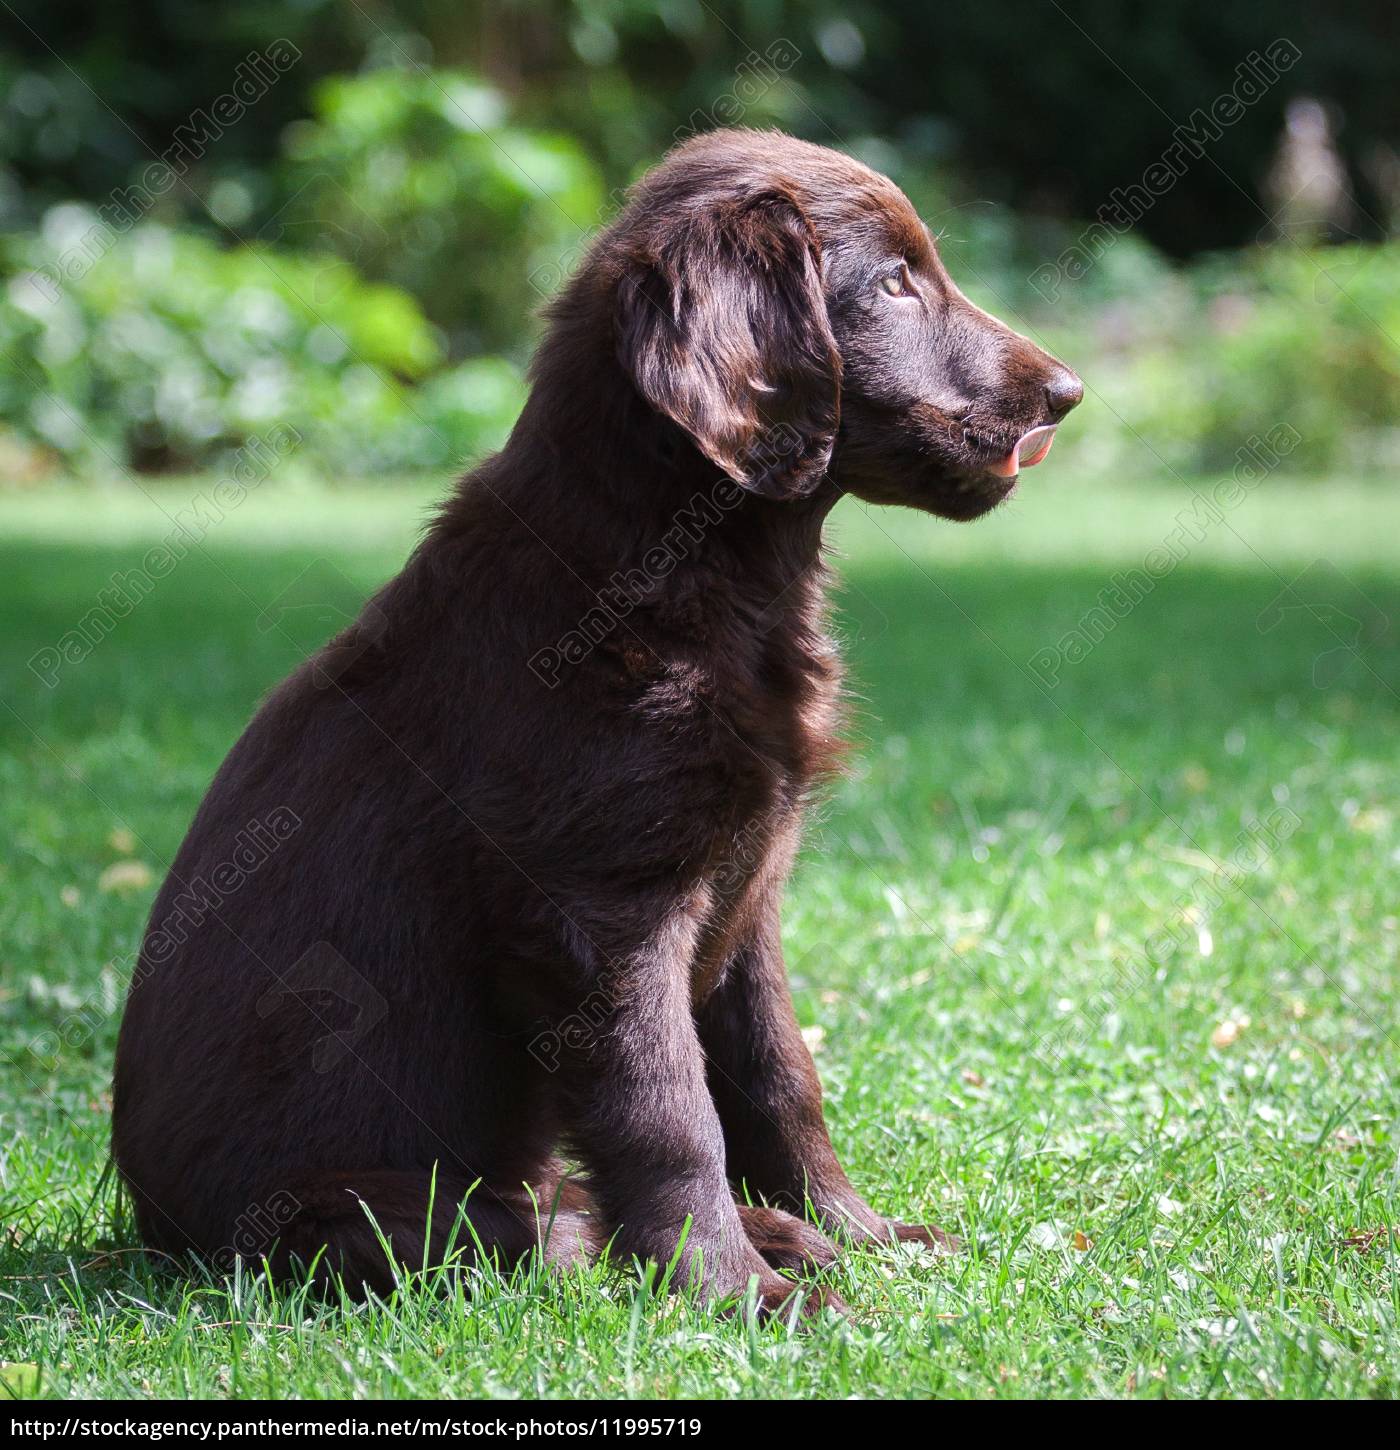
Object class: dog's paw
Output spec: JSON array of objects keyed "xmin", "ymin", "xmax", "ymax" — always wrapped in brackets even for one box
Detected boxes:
[
  {"xmin": 885, "ymin": 1220, "xmax": 960, "ymax": 1254},
  {"xmin": 769, "ymin": 1278, "xmax": 849, "ymax": 1324},
  {"xmin": 720, "ymin": 1270, "xmax": 849, "ymax": 1326},
  {"xmin": 737, "ymin": 1203, "xmax": 841, "ymax": 1272}
]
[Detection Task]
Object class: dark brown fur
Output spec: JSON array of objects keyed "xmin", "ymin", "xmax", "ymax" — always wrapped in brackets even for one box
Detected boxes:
[{"xmin": 112, "ymin": 130, "xmax": 1079, "ymax": 1318}]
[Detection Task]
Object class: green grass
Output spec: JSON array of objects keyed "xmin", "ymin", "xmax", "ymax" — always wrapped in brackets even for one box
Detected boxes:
[{"xmin": 2, "ymin": 471, "xmax": 1398, "ymax": 1399}]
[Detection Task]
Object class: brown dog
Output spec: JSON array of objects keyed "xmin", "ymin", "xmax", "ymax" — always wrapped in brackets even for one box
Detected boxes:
[{"xmin": 112, "ymin": 129, "xmax": 1080, "ymax": 1316}]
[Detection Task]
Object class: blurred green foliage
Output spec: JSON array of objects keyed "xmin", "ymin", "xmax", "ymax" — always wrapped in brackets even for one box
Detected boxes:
[
  {"xmin": 0, "ymin": 217, "xmax": 524, "ymax": 475},
  {"xmin": 1017, "ymin": 239, "xmax": 1400, "ymax": 478},
  {"xmin": 0, "ymin": 0, "xmax": 1397, "ymax": 479},
  {"xmin": 274, "ymin": 68, "xmax": 605, "ymax": 352},
  {"xmin": 7, "ymin": 3, "xmax": 1397, "ymax": 251}
]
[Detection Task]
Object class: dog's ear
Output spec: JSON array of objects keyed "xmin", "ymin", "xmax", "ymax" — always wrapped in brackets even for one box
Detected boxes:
[{"xmin": 616, "ymin": 191, "xmax": 840, "ymax": 500}]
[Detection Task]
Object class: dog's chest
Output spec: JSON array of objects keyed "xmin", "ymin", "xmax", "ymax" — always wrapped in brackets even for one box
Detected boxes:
[
  {"xmin": 604, "ymin": 556, "xmax": 843, "ymax": 999},
  {"xmin": 684, "ymin": 631, "xmax": 842, "ymax": 1002},
  {"xmin": 652, "ymin": 562, "xmax": 843, "ymax": 782}
]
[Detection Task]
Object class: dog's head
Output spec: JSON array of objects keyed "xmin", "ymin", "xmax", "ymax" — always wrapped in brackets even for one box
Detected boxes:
[{"xmin": 606, "ymin": 129, "xmax": 1081, "ymax": 520}]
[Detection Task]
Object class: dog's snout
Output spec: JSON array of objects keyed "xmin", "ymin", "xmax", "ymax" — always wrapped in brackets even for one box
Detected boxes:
[{"xmin": 1043, "ymin": 366, "xmax": 1084, "ymax": 421}]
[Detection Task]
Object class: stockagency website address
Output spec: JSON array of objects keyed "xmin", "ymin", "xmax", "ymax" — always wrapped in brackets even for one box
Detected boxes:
[{"xmin": 10, "ymin": 1419, "xmax": 705, "ymax": 1441}]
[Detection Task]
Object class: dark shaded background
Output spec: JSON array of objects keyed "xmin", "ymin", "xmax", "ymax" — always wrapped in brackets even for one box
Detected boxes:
[{"xmin": 6, "ymin": 1, "xmax": 1397, "ymax": 249}]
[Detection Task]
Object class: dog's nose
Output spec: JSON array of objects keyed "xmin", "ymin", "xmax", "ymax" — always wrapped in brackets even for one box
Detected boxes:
[{"xmin": 1044, "ymin": 367, "xmax": 1084, "ymax": 421}]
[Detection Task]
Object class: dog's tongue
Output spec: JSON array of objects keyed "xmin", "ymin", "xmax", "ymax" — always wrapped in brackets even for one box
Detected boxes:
[{"xmin": 986, "ymin": 424, "xmax": 1057, "ymax": 478}]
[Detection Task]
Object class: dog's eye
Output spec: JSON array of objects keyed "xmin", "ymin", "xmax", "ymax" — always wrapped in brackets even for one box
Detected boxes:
[{"xmin": 879, "ymin": 266, "xmax": 912, "ymax": 297}]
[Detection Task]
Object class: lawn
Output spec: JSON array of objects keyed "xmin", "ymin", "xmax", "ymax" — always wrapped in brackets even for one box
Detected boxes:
[{"xmin": 1, "ymin": 470, "xmax": 1397, "ymax": 1399}]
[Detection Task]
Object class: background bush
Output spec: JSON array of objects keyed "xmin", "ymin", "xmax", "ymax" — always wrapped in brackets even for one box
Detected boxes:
[
  {"xmin": 1020, "ymin": 240, "xmax": 1400, "ymax": 478},
  {"xmin": 272, "ymin": 68, "xmax": 605, "ymax": 353},
  {"xmin": 0, "ymin": 215, "xmax": 524, "ymax": 476}
]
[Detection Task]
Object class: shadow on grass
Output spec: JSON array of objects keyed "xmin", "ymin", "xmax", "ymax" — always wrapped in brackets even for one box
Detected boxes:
[
  {"xmin": 833, "ymin": 556, "xmax": 1400, "ymax": 737},
  {"xmin": 5, "ymin": 537, "xmax": 1397, "ymax": 756}
]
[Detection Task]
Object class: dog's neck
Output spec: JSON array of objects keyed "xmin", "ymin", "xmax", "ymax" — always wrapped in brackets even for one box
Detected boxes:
[
  {"xmin": 451, "ymin": 324, "xmax": 841, "ymax": 612},
  {"xmin": 435, "ymin": 319, "xmax": 848, "ymax": 786}
]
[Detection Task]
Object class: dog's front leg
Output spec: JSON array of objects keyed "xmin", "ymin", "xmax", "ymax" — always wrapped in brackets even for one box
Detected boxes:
[
  {"xmin": 698, "ymin": 905, "xmax": 956, "ymax": 1254},
  {"xmin": 554, "ymin": 924, "xmax": 840, "ymax": 1318}
]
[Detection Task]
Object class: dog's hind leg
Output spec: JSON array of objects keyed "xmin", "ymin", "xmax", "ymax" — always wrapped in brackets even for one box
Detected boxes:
[{"xmin": 264, "ymin": 1169, "xmax": 597, "ymax": 1295}]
